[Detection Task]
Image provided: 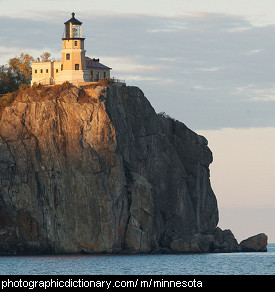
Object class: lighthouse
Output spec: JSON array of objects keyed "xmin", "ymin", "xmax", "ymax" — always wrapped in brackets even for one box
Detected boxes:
[
  {"xmin": 31, "ymin": 13, "xmax": 111, "ymax": 86},
  {"xmin": 58, "ymin": 12, "xmax": 90, "ymax": 83}
]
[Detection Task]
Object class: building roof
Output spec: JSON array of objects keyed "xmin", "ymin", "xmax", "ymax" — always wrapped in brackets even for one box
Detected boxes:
[
  {"xmin": 85, "ymin": 57, "xmax": 112, "ymax": 70},
  {"xmin": 64, "ymin": 12, "xmax": 82, "ymax": 25}
]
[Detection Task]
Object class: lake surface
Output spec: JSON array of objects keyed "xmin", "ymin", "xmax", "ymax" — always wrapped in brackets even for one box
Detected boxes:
[{"xmin": 0, "ymin": 244, "xmax": 274, "ymax": 275}]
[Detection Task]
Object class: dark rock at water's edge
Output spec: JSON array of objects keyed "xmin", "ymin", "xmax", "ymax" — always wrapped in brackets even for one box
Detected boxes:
[
  {"xmin": 170, "ymin": 227, "xmax": 242, "ymax": 253},
  {"xmin": 0, "ymin": 83, "xmax": 267, "ymax": 255},
  {"xmin": 240, "ymin": 233, "xmax": 268, "ymax": 252}
]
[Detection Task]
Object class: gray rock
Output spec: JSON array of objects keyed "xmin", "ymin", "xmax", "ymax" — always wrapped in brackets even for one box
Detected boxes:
[
  {"xmin": 170, "ymin": 227, "xmax": 243, "ymax": 253},
  {"xmin": 0, "ymin": 83, "xmax": 219, "ymax": 254},
  {"xmin": 212, "ymin": 227, "xmax": 242, "ymax": 252},
  {"xmin": 240, "ymin": 233, "xmax": 268, "ymax": 252},
  {"xmin": 170, "ymin": 233, "xmax": 215, "ymax": 253}
]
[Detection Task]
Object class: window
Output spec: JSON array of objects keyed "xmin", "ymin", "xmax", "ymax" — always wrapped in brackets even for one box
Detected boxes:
[
  {"xmin": 104, "ymin": 72, "xmax": 106, "ymax": 79},
  {"xmin": 75, "ymin": 64, "xmax": 79, "ymax": 70},
  {"xmin": 56, "ymin": 69, "xmax": 58, "ymax": 73},
  {"xmin": 61, "ymin": 65, "xmax": 63, "ymax": 71},
  {"xmin": 40, "ymin": 69, "xmax": 43, "ymax": 73},
  {"xmin": 46, "ymin": 69, "xmax": 48, "ymax": 73},
  {"xmin": 66, "ymin": 53, "xmax": 70, "ymax": 60},
  {"xmin": 74, "ymin": 41, "xmax": 77, "ymax": 46},
  {"xmin": 96, "ymin": 72, "xmax": 100, "ymax": 81},
  {"xmin": 72, "ymin": 25, "xmax": 80, "ymax": 38},
  {"xmin": 35, "ymin": 69, "xmax": 37, "ymax": 74}
]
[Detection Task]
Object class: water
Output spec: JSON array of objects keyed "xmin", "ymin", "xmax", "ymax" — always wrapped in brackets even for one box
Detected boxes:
[{"xmin": 0, "ymin": 244, "xmax": 274, "ymax": 275}]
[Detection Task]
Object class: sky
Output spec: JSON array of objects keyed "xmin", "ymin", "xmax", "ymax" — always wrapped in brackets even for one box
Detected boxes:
[{"xmin": 0, "ymin": 0, "xmax": 274, "ymax": 242}]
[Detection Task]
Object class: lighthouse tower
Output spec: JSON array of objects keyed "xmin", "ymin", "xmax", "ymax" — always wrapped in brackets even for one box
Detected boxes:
[
  {"xmin": 31, "ymin": 12, "xmax": 112, "ymax": 86},
  {"xmin": 58, "ymin": 12, "xmax": 90, "ymax": 83}
]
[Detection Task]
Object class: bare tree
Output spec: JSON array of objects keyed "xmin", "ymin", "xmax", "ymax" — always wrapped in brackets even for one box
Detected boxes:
[{"xmin": 40, "ymin": 52, "xmax": 51, "ymax": 62}]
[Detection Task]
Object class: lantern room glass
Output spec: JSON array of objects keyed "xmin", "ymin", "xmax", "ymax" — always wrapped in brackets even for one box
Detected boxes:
[{"xmin": 72, "ymin": 25, "xmax": 81, "ymax": 38}]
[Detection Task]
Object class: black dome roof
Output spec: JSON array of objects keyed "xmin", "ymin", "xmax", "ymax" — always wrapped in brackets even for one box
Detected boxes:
[{"xmin": 64, "ymin": 12, "xmax": 82, "ymax": 25}]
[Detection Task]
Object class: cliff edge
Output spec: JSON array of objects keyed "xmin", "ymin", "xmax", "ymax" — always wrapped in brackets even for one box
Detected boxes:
[{"xmin": 0, "ymin": 83, "xmax": 253, "ymax": 254}]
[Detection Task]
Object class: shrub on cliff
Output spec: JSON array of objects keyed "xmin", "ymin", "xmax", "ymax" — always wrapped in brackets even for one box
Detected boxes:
[
  {"xmin": 0, "ymin": 53, "xmax": 34, "ymax": 94},
  {"xmin": 0, "ymin": 92, "xmax": 17, "ymax": 115}
]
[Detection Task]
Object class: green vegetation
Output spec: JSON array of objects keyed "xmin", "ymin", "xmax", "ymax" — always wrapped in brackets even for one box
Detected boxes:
[
  {"xmin": 0, "ymin": 81, "xmax": 74, "ymax": 115},
  {"xmin": 97, "ymin": 78, "xmax": 114, "ymax": 87},
  {"xmin": 0, "ymin": 53, "xmax": 34, "ymax": 94},
  {"xmin": 158, "ymin": 111, "xmax": 177, "ymax": 122},
  {"xmin": 0, "ymin": 91, "xmax": 17, "ymax": 114},
  {"xmin": 28, "ymin": 81, "xmax": 72, "ymax": 99},
  {"xmin": 0, "ymin": 52, "xmax": 56, "ymax": 95},
  {"xmin": 81, "ymin": 78, "xmax": 114, "ymax": 90}
]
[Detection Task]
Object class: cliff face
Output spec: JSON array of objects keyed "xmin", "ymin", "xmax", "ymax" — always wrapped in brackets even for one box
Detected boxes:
[{"xmin": 0, "ymin": 83, "xmax": 221, "ymax": 254}]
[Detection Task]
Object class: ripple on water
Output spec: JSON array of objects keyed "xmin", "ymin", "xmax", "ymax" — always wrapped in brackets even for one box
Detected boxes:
[{"xmin": 0, "ymin": 244, "xmax": 274, "ymax": 275}]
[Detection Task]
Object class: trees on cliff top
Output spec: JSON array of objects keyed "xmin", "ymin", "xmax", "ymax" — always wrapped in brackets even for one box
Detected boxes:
[
  {"xmin": 0, "ymin": 53, "xmax": 34, "ymax": 94},
  {"xmin": 0, "ymin": 52, "xmax": 56, "ymax": 94}
]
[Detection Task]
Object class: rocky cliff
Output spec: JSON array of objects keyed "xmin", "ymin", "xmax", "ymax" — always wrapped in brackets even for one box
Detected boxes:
[{"xmin": 0, "ymin": 83, "xmax": 250, "ymax": 254}]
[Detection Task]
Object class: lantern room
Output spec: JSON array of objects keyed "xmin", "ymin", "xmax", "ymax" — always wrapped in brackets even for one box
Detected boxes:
[{"xmin": 64, "ymin": 12, "xmax": 83, "ymax": 39}]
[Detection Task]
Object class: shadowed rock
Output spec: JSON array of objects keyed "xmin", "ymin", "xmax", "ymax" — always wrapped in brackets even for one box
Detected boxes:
[
  {"xmin": 240, "ymin": 233, "xmax": 268, "ymax": 252},
  {"xmin": 0, "ymin": 83, "xmax": 258, "ymax": 254}
]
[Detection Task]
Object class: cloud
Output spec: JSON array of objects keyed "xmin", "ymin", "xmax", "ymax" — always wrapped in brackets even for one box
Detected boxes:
[
  {"xmin": 236, "ymin": 86, "xmax": 275, "ymax": 101},
  {"xmin": 245, "ymin": 49, "xmax": 263, "ymax": 55},
  {"xmin": 193, "ymin": 85, "xmax": 217, "ymax": 90},
  {"xmin": 1, "ymin": 11, "xmax": 275, "ymax": 129},
  {"xmin": 225, "ymin": 27, "xmax": 252, "ymax": 33},
  {"xmin": 196, "ymin": 67, "xmax": 220, "ymax": 72}
]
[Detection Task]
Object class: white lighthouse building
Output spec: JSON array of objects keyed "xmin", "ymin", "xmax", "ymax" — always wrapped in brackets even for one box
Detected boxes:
[{"xmin": 31, "ymin": 13, "xmax": 111, "ymax": 86}]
